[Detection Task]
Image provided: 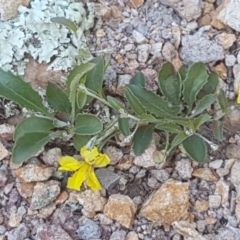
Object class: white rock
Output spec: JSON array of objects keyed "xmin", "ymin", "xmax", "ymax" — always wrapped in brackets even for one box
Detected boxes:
[
  {"xmin": 233, "ymin": 64, "xmax": 240, "ymax": 94},
  {"xmin": 208, "ymin": 195, "xmax": 222, "ymax": 208},
  {"xmin": 137, "ymin": 44, "xmax": 150, "ymax": 63},
  {"xmin": 225, "ymin": 55, "xmax": 236, "ymax": 67},
  {"xmin": 230, "ymin": 160, "xmax": 240, "ymax": 187},
  {"xmin": 132, "ymin": 30, "xmax": 147, "ymax": 44},
  {"xmin": 175, "ymin": 159, "xmax": 193, "ymax": 179},
  {"xmin": 219, "ymin": 0, "xmax": 240, "ymax": 32},
  {"xmin": 209, "ymin": 159, "xmax": 223, "ymax": 169}
]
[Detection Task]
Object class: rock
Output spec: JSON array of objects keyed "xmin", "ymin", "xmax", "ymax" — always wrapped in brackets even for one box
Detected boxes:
[
  {"xmin": 30, "ymin": 180, "xmax": 60, "ymax": 210},
  {"xmin": 127, "ymin": 0, "xmax": 144, "ymax": 8},
  {"xmin": 203, "ymin": 2, "xmax": 214, "ymax": 15},
  {"xmin": 208, "ymin": 195, "xmax": 221, "ymax": 208},
  {"xmin": 200, "ymin": 14, "xmax": 212, "ymax": 26},
  {"xmin": 77, "ymin": 219, "xmax": 101, "ymax": 240},
  {"xmin": 140, "ymin": 180, "xmax": 189, "ymax": 225},
  {"xmin": 205, "ymin": 216, "xmax": 217, "ymax": 225},
  {"xmin": 162, "ymin": 42, "xmax": 175, "ymax": 62},
  {"xmin": 210, "ymin": 0, "xmax": 228, "ymax": 30},
  {"xmin": 39, "ymin": 203, "xmax": 56, "ymax": 219},
  {"xmin": 103, "ymin": 146, "xmax": 123, "ymax": 165},
  {"xmin": 233, "ymin": 64, "xmax": 240, "ymax": 94},
  {"xmin": 126, "ymin": 231, "xmax": 139, "ymax": 240},
  {"xmin": 218, "ymin": 0, "xmax": 240, "ymax": 32},
  {"xmin": 95, "ymin": 168, "xmax": 120, "ymax": 191},
  {"xmin": 224, "ymin": 108, "xmax": 240, "ymax": 132},
  {"xmin": 93, "ymin": 3, "xmax": 111, "ymax": 21},
  {"xmin": 225, "ymin": 55, "xmax": 236, "ymax": 67},
  {"xmin": 238, "ymin": 52, "xmax": 240, "ymax": 64},
  {"xmin": 194, "ymin": 200, "xmax": 209, "ymax": 212},
  {"xmin": 215, "ymin": 180, "xmax": 229, "ymax": 204},
  {"xmin": 42, "ymin": 148, "xmax": 62, "ymax": 167},
  {"xmin": 160, "ymin": 0, "xmax": 202, "ymax": 22},
  {"xmin": 172, "ymin": 52, "xmax": 183, "ymax": 71},
  {"xmin": 0, "ymin": 170, "xmax": 7, "ymax": 188},
  {"xmin": 141, "ymin": 68, "xmax": 158, "ymax": 91},
  {"xmin": 15, "ymin": 164, "xmax": 54, "ymax": 182},
  {"xmin": 214, "ymin": 62, "xmax": 227, "ymax": 80},
  {"xmin": 209, "ymin": 159, "xmax": 223, "ymax": 169},
  {"xmin": 137, "ymin": 44, "xmax": 150, "ymax": 63},
  {"xmin": 230, "ymin": 160, "xmax": 240, "ymax": 187},
  {"xmin": 226, "ymin": 144, "xmax": 240, "ymax": 159},
  {"xmin": 0, "ymin": 0, "xmax": 29, "ymax": 20},
  {"xmin": 116, "ymin": 74, "xmax": 132, "ymax": 95},
  {"xmin": 55, "ymin": 191, "xmax": 68, "ymax": 205},
  {"xmin": 180, "ymin": 31, "xmax": 224, "ymax": 64},
  {"xmin": 36, "ymin": 224, "xmax": 72, "ymax": 240},
  {"xmin": 192, "ymin": 168, "xmax": 218, "ymax": 182},
  {"xmin": 8, "ymin": 213, "xmax": 22, "ymax": 227},
  {"xmin": 104, "ymin": 194, "xmax": 137, "ymax": 228},
  {"xmin": 97, "ymin": 214, "xmax": 113, "ymax": 225},
  {"xmin": 132, "ymin": 30, "xmax": 147, "ymax": 44},
  {"xmin": 175, "ymin": 159, "xmax": 193, "ymax": 180},
  {"xmin": 172, "ymin": 221, "xmax": 207, "ymax": 240},
  {"xmin": 0, "ymin": 142, "xmax": 9, "ymax": 161},
  {"xmin": 128, "ymin": 59, "xmax": 139, "ymax": 70},
  {"xmin": 217, "ymin": 33, "xmax": 236, "ymax": 49},
  {"xmin": 110, "ymin": 6, "xmax": 123, "ymax": 20},
  {"xmin": 0, "ymin": 236, "xmax": 6, "ymax": 240},
  {"xmin": 76, "ymin": 189, "xmax": 106, "ymax": 217},
  {"xmin": 133, "ymin": 138, "xmax": 157, "ymax": 168},
  {"xmin": 16, "ymin": 182, "xmax": 34, "ymax": 198},
  {"xmin": 150, "ymin": 169, "xmax": 169, "ymax": 182},
  {"xmin": 0, "ymin": 124, "xmax": 15, "ymax": 140},
  {"xmin": 217, "ymin": 227, "xmax": 240, "ymax": 240},
  {"xmin": 6, "ymin": 223, "xmax": 30, "ymax": 240},
  {"xmin": 151, "ymin": 42, "xmax": 163, "ymax": 55},
  {"xmin": 109, "ymin": 230, "xmax": 126, "ymax": 240},
  {"xmin": 116, "ymin": 155, "xmax": 133, "ymax": 170}
]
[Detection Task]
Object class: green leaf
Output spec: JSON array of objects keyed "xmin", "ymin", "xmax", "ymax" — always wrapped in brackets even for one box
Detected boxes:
[
  {"xmin": 193, "ymin": 114, "xmax": 211, "ymax": 130},
  {"xmin": 85, "ymin": 57, "xmax": 105, "ymax": 103},
  {"xmin": 126, "ymin": 84, "xmax": 177, "ymax": 117},
  {"xmin": 139, "ymin": 114, "xmax": 156, "ymax": 122},
  {"xmin": 133, "ymin": 125, "xmax": 154, "ymax": 156},
  {"xmin": 74, "ymin": 114, "xmax": 103, "ymax": 135},
  {"xmin": 107, "ymin": 96, "xmax": 124, "ymax": 110},
  {"xmin": 182, "ymin": 134, "xmax": 207, "ymax": 162},
  {"xmin": 51, "ymin": 17, "xmax": 77, "ymax": 33},
  {"xmin": 124, "ymin": 87, "xmax": 146, "ymax": 116},
  {"xmin": 198, "ymin": 71, "xmax": 219, "ymax": 99},
  {"xmin": 118, "ymin": 118, "xmax": 130, "ymax": 136},
  {"xmin": 158, "ymin": 62, "xmax": 175, "ymax": 83},
  {"xmin": 73, "ymin": 135, "xmax": 90, "ymax": 150},
  {"xmin": 130, "ymin": 72, "xmax": 145, "ymax": 87},
  {"xmin": 192, "ymin": 94, "xmax": 216, "ymax": 117},
  {"xmin": 212, "ymin": 120, "xmax": 223, "ymax": 141},
  {"xmin": 155, "ymin": 123, "xmax": 182, "ymax": 133},
  {"xmin": 12, "ymin": 132, "xmax": 52, "ymax": 164},
  {"xmin": 171, "ymin": 132, "xmax": 188, "ymax": 148},
  {"xmin": 66, "ymin": 63, "xmax": 95, "ymax": 103},
  {"xmin": 158, "ymin": 62, "xmax": 181, "ymax": 104},
  {"xmin": 182, "ymin": 62, "xmax": 208, "ymax": 113},
  {"xmin": 178, "ymin": 65, "xmax": 187, "ymax": 81},
  {"xmin": 218, "ymin": 89, "xmax": 228, "ymax": 113},
  {"xmin": 14, "ymin": 116, "xmax": 55, "ymax": 141},
  {"xmin": 77, "ymin": 90, "xmax": 87, "ymax": 109},
  {"xmin": 0, "ymin": 68, "xmax": 50, "ymax": 116},
  {"xmin": 46, "ymin": 82, "xmax": 71, "ymax": 113}
]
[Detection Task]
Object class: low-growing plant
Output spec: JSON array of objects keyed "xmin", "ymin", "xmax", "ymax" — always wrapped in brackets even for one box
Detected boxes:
[{"xmin": 0, "ymin": 60, "xmax": 229, "ymax": 166}]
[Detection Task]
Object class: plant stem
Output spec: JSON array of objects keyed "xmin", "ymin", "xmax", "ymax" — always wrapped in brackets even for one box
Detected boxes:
[{"xmin": 195, "ymin": 133, "xmax": 219, "ymax": 151}]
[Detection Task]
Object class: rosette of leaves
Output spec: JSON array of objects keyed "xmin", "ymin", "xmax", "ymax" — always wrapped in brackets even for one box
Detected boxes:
[
  {"xmin": 123, "ymin": 62, "xmax": 229, "ymax": 163},
  {"xmin": 0, "ymin": 57, "xmax": 106, "ymax": 164}
]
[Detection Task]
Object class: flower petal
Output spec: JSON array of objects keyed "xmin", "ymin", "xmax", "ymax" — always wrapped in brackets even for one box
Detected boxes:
[
  {"xmin": 81, "ymin": 146, "xmax": 100, "ymax": 165},
  {"xmin": 67, "ymin": 163, "xmax": 90, "ymax": 191},
  {"xmin": 86, "ymin": 167, "xmax": 102, "ymax": 191},
  {"xmin": 94, "ymin": 154, "xmax": 110, "ymax": 167},
  {"xmin": 59, "ymin": 156, "xmax": 83, "ymax": 171}
]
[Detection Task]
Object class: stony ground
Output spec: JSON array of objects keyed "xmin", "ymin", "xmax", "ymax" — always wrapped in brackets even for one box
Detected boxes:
[{"xmin": 1, "ymin": 0, "xmax": 240, "ymax": 240}]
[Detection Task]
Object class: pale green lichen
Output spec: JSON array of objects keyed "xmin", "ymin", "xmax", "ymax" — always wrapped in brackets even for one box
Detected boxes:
[{"xmin": 0, "ymin": 0, "xmax": 95, "ymax": 74}]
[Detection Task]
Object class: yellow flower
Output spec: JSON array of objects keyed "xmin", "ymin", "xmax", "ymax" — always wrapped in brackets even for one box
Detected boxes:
[
  {"xmin": 238, "ymin": 83, "xmax": 240, "ymax": 104},
  {"xmin": 58, "ymin": 146, "xmax": 110, "ymax": 191}
]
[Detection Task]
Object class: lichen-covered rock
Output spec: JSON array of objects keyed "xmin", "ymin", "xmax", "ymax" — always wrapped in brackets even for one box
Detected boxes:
[
  {"xmin": 180, "ymin": 31, "xmax": 224, "ymax": 64},
  {"xmin": 160, "ymin": 0, "xmax": 202, "ymax": 22},
  {"xmin": 15, "ymin": 164, "xmax": 54, "ymax": 182},
  {"xmin": 30, "ymin": 180, "xmax": 60, "ymax": 210},
  {"xmin": 140, "ymin": 180, "xmax": 190, "ymax": 225},
  {"xmin": 104, "ymin": 194, "xmax": 137, "ymax": 229}
]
